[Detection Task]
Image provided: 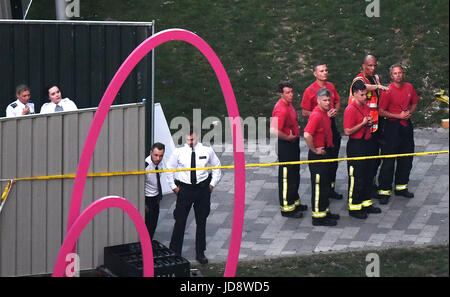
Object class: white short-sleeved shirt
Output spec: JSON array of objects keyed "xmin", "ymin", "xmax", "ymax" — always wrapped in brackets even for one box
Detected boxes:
[
  {"xmin": 166, "ymin": 143, "xmax": 221, "ymax": 190},
  {"xmin": 40, "ymin": 98, "xmax": 78, "ymax": 114},
  {"xmin": 5, "ymin": 99, "xmax": 35, "ymax": 118}
]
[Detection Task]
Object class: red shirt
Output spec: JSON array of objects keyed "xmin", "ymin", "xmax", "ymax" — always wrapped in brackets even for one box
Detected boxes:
[
  {"xmin": 348, "ymin": 72, "xmax": 383, "ymax": 132},
  {"xmin": 301, "ymin": 81, "xmax": 340, "ymax": 112},
  {"xmin": 304, "ymin": 106, "xmax": 333, "ymax": 148},
  {"xmin": 343, "ymin": 100, "xmax": 372, "ymax": 140},
  {"xmin": 379, "ymin": 82, "xmax": 419, "ymax": 127},
  {"xmin": 270, "ymin": 99, "xmax": 300, "ymax": 137}
]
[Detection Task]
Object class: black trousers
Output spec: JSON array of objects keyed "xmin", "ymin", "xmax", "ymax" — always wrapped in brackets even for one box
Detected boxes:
[
  {"xmin": 346, "ymin": 138, "xmax": 373, "ymax": 210},
  {"xmin": 169, "ymin": 183, "xmax": 211, "ymax": 256},
  {"xmin": 367, "ymin": 130, "xmax": 381, "ymax": 186},
  {"xmin": 378, "ymin": 120, "xmax": 414, "ymax": 193},
  {"xmin": 145, "ymin": 195, "xmax": 161, "ymax": 239},
  {"xmin": 308, "ymin": 150, "xmax": 331, "ymax": 218},
  {"xmin": 277, "ymin": 138, "xmax": 301, "ymax": 213},
  {"xmin": 328, "ymin": 118, "xmax": 342, "ymax": 190}
]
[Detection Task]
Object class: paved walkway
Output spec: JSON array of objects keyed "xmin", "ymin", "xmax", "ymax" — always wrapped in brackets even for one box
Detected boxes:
[{"xmin": 154, "ymin": 128, "xmax": 449, "ymax": 263}]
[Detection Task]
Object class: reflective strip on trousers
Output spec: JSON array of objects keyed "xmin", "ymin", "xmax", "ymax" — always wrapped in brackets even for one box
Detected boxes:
[
  {"xmin": 281, "ymin": 204, "xmax": 297, "ymax": 212},
  {"xmin": 312, "ymin": 211, "xmax": 327, "ymax": 218},
  {"xmin": 312, "ymin": 174, "xmax": 327, "ymax": 218},
  {"xmin": 378, "ymin": 189, "xmax": 391, "ymax": 196},
  {"xmin": 362, "ymin": 200, "xmax": 373, "ymax": 207},
  {"xmin": 348, "ymin": 166, "xmax": 362, "ymax": 211},
  {"xmin": 395, "ymin": 184, "xmax": 408, "ymax": 191},
  {"xmin": 280, "ymin": 167, "xmax": 297, "ymax": 212},
  {"xmin": 282, "ymin": 167, "xmax": 288, "ymax": 207}
]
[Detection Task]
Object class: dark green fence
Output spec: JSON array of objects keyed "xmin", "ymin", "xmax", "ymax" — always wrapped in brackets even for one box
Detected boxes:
[{"xmin": 0, "ymin": 19, "xmax": 154, "ymax": 117}]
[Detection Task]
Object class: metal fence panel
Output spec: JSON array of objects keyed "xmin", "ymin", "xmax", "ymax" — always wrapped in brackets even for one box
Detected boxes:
[
  {"xmin": 0, "ymin": 102, "xmax": 146, "ymax": 276},
  {"xmin": 0, "ymin": 20, "xmax": 153, "ymax": 122}
]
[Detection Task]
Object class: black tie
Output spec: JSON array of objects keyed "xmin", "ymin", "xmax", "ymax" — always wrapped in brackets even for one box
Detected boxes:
[
  {"xmin": 155, "ymin": 165, "xmax": 162, "ymax": 199},
  {"xmin": 55, "ymin": 105, "xmax": 64, "ymax": 112},
  {"xmin": 190, "ymin": 149, "xmax": 197, "ymax": 185}
]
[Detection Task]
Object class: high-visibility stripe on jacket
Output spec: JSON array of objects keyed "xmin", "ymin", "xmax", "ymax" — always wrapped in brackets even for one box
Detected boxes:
[{"xmin": 348, "ymin": 73, "xmax": 382, "ymax": 133}]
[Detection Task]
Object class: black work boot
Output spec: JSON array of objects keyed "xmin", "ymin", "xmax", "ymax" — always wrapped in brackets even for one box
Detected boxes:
[
  {"xmin": 312, "ymin": 217, "xmax": 337, "ymax": 226},
  {"xmin": 395, "ymin": 189, "xmax": 414, "ymax": 198},
  {"xmin": 348, "ymin": 209, "xmax": 368, "ymax": 219},
  {"xmin": 196, "ymin": 253, "xmax": 208, "ymax": 265},
  {"xmin": 364, "ymin": 205, "xmax": 382, "ymax": 214},
  {"xmin": 281, "ymin": 210, "xmax": 303, "ymax": 219},
  {"xmin": 326, "ymin": 212, "xmax": 340, "ymax": 220}
]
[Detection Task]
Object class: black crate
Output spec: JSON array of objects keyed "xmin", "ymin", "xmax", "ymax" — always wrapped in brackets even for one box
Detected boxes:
[{"xmin": 104, "ymin": 240, "xmax": 190, "ymax": 277}]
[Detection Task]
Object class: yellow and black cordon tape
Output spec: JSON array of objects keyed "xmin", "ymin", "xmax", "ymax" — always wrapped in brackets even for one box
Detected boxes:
[{"xmin": 1, "ymin": 150, "xmax": 449, "ymax": 209}]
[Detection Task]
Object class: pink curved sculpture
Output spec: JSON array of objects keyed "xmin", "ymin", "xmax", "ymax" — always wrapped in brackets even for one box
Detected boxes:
[
  {"xmin": 53, "ymin": 196, "xmax": 153, "ymax": 277},
  {"xmin": 58, "ymin": 29, "xmax": 245, "ymax": 277}
]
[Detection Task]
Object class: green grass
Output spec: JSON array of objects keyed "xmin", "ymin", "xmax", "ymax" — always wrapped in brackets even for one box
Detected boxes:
[
  {"xmin": 193, "ymin": 244, "xmax": 449, "ymax": 277},
  {"xmin": 27, "ymin": 0, "xmax": 449, "ymax": 133}
]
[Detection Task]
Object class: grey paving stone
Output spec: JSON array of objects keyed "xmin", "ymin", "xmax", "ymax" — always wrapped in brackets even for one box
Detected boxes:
[{"xmin": 151, "ymin": 129, "xmax": 448, "ymax": 264}]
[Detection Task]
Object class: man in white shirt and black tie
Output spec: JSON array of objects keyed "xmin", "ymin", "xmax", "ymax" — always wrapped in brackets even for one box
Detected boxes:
[
  {"xmin": 145, "ymin": 142, "xmax": 165, "ymax": 240},
  {"xmin": 166, "ymin": 128, "xmax": 222, "ymax": 264}
]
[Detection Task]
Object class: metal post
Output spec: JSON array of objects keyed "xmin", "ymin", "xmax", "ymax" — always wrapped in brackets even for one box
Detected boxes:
[{"xmin": 150, "ymin": 20, "xmax": 155, "ymax": 147}]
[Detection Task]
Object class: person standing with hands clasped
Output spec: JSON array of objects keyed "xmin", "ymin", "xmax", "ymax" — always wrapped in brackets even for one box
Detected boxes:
[
  {"xmin": 304, "ymin": 88, "xmax": 340, "ymax": 226},
  {"xmin": 343, "ymin": 80, "xmax": 382, "ymax": 219},
  {"xmin": 377, "ymin": 64, "xmax": 419, "ymax": 204},
  {"xmin": 270, "ymin": 82, "xmax": 308, "ymax": 219},
  {"xmin": 166, "ymin": 128, "xmax": 221, "ymax": 264},
  {"xmin": 144, "ymin": 142, "xmax": 165, "ymax": 240}
]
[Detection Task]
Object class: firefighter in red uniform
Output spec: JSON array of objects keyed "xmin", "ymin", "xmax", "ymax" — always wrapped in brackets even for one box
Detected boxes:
[
  {"xmin": 304, "ymin": 88, "xmax": 340, "ymax": 226},
  {"xmin": 377, "ymin": 64, "xmax": 419, "ymax": 204},
  {"xmin": 301, "ymin": 63, "xmax": 343, "ymax": 200},
  {"xmin": 343, "ymin": 80, "xmax": 382, "ymax": 219},
  {"xmin": 348, "ymin": 55, "xmax": 389, "ymax": 195},
  {"xmin": 270, "ymin": 82, "xmax": 308, "ymax": 218}
]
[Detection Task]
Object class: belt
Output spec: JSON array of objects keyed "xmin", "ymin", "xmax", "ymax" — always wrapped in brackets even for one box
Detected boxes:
[
  {"xmin": 178, "ymin": 178, "xmax": 210, "ymax": 189},
  {"xmin": 146, "ymin": 194, "xmax": 161, "ymax": 199}
]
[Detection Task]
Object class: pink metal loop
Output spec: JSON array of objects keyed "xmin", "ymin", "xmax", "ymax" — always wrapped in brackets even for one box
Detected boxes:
[
  {"xmin": 53, "ymin": 196, "xmax": 153, "ymax": 277},
  {"xmin": 56, "ymin": 29, "xmax": 245, "ymax": 277}
]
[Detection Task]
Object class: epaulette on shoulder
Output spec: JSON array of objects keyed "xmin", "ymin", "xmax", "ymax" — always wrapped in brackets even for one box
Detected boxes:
[
  {"xmin": 10, "ymin": 103, "xmax": 17, "ymax": 108},
  {"xmin": 200, "ymin": 143, "xmax": 212, "ymax": 149}
]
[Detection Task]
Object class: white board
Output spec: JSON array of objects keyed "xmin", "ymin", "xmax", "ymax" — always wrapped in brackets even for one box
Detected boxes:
[{"xmin": 151, "ymin": 103, "xmax": 175, "ymax": 194}]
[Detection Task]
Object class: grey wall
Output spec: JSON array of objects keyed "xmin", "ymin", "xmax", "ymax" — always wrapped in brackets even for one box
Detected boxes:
[{"xmin": 0, "ymin": 102, "xmax": 146, "ymax": 276}]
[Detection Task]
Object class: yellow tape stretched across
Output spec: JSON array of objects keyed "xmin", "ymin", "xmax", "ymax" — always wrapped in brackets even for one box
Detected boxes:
[{"xmin": 0, "ymin": 150, "xmax": 448, "ymax": 184}]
